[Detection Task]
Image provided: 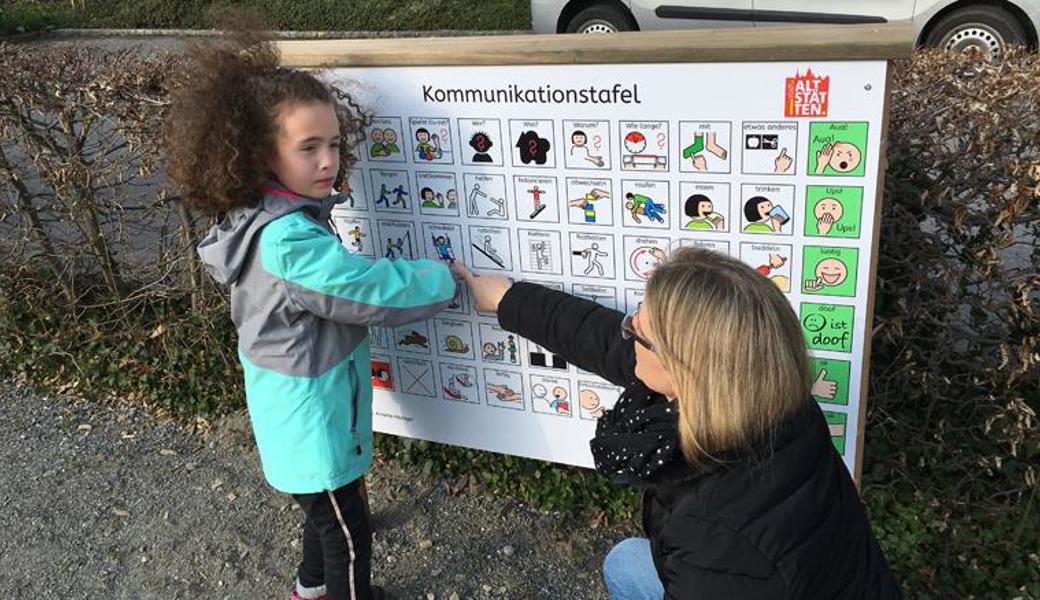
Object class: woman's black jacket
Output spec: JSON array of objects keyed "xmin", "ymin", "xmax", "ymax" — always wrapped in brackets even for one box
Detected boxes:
[{"xmin": 498, "ymin": 281, "xmax": 902, "ymax": 599}]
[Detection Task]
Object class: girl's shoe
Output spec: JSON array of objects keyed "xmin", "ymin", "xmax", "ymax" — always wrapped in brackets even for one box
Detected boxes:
[
  {"xmin": 290, "ymin": 581, "xmax": 327, "ymax": 600},
  {"xmin": 290, "ymin": 583, "xmax": 392, "ymax": 600}
]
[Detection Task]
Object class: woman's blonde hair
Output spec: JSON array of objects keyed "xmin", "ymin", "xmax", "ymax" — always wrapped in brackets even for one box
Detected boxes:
[{"xmin": 644, "ymin": 247, "xmax": 812, "ymax": 463}]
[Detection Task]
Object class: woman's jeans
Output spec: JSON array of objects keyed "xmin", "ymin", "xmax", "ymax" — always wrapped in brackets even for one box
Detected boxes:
[{"xmin": 603, "ymin": 537, "xmax": 665, "ymax": 599}]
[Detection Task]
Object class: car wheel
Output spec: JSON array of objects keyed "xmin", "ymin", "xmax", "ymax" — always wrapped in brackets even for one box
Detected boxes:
[
  {"xmin": 565, "ymin": 4, "xmax": 637, "ymax": 34},
  {"xmin": 924, "ymin": 5, "xmax": 1029, "ymax": 62}
]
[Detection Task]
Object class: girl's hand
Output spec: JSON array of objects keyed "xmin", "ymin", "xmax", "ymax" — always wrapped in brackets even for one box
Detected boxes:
[{"xmin": 454, "ymin": 262, "xmax": 513, "ymax": 313}]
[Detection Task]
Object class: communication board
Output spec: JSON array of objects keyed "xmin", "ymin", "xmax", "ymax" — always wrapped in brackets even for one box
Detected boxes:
[{"xmin": 284, "ymin": 26, "xmax": 910, "ymax": 477}]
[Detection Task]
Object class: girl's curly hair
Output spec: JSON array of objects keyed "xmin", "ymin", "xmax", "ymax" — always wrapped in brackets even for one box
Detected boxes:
[{"xmin": 165, "ymin": 34, "xmax": 368, "ymax": 216}]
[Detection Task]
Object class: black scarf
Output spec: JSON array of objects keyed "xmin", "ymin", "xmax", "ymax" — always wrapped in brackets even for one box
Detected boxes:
[
  {"xmin": 590, "ymin": 385, "xmax": 682, "ymax": 484},
  {"xmin": 594, "ymin": 390, "xmax": 825, "ymax": 493}
]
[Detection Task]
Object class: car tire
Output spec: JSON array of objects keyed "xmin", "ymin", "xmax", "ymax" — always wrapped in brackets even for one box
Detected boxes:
[
  {"xmin": 565, "ymin": 4, "xmax": 637, "ymax": 34},
  {"xmin": 923, "ymin": 5, "xmax": 1029, "ymax": 61}
]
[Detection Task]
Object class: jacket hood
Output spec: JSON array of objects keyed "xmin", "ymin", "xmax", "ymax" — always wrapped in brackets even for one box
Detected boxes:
[{"xmin": 197, "ymin": 185, "xmax": 341, "ymax": 286}]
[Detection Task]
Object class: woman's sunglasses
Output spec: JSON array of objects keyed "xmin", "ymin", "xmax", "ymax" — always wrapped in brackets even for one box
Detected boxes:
[{"xmin": 621, "ymin": 304, "xmax": 655, "ymax": 352}]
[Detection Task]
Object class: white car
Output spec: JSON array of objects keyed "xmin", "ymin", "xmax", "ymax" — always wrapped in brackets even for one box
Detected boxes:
[{"xmin": 532, "ymin": 0, "xmax": 1040, "ymax": 61}]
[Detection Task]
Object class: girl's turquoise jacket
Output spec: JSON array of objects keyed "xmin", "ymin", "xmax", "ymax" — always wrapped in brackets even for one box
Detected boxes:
[{"xmin": 197, "ymin": 186, "xmax": 455, "ymax": 493}]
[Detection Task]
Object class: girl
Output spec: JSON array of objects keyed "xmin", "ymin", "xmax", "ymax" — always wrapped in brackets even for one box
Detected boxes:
[
  {"xmin": 457, "ymin": 248, "xmax": 901, "ymax": 599},
  {"xmin": 165, "ymin": 37, "xmax": 455, "ymax": 600}
]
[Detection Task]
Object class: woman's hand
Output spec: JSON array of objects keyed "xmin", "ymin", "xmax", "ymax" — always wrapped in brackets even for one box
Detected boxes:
[{"xmin": 453, "ymin": 262, "xmax": 513, "ymax": 313}]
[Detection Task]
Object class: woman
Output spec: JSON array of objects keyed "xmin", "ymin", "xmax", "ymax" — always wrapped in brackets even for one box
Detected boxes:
[{"xmin": 456, "ymin": 248, "xmax": 901, "ymax": 599}]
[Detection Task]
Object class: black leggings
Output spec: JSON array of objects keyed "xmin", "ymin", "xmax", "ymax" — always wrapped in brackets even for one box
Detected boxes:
[{"xmin": 292, "ymin": 479, "xmax": 373, "ymax": 600}]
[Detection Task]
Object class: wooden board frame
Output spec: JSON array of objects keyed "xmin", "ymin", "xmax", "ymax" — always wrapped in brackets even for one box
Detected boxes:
[
  {"xmin": 853, "ymin": 63, "xmax": 894, "ymax": 484},
  {"xmin": 279, "ymin": 23, "xmax": 913, "ymax": 67},
  {"xmin": 280, "ymin": 24, "xmax": 912, "ymax": 483}
]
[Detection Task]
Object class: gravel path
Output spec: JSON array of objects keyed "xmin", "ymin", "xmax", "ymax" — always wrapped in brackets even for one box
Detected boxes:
[{"xmin": 0, "ymin": 380, "xmax": 619, "ymax": 599}]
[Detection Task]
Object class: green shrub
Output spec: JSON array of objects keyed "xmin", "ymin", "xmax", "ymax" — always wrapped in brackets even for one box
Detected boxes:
[{"xmin": 862, "ymin": 49, "xmax": 1040, "ymax": 597}]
